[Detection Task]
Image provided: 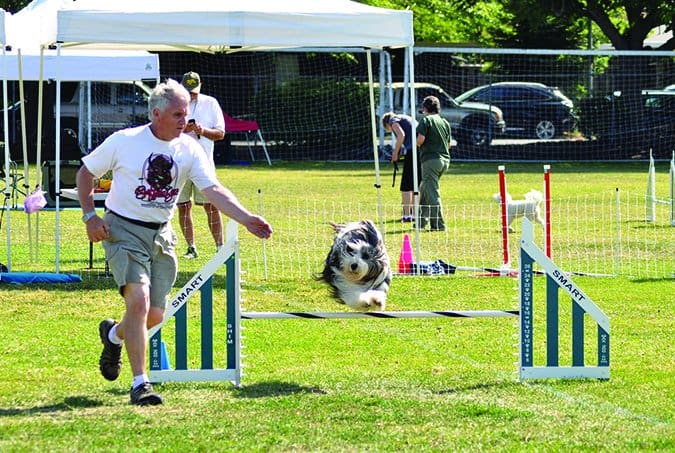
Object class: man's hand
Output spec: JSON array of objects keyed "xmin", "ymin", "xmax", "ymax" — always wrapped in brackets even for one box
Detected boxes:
[
  {"xmin": 86, "ymin": 216, "xmax": 110, "ymax": 242},
  {"xmin": 243, "ymin": 215, "xmax": 273, "ymax": 240},
  {"xmin": 184, "ymin": 120, "xmax": 197, "ymax": 134},
  {"xmin": 390, "ymin": 148, "xmax": 400, "ymax": 163}
]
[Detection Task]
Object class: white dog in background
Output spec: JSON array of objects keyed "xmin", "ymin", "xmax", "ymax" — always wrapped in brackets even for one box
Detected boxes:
[
  {"xmin": 492, "ymin": 190, "xmax": 545, "ymax": 232},
  {"xmin": 318, "ymin": 219, "xmax": 392, "ymax": 311}
]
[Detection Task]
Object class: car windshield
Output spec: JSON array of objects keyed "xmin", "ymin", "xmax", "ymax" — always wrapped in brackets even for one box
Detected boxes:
[
  {"xmin": 413, "ymin": 86, "xmax": 459, "ymax": 109},
  {"xmin": 454, "ymin": 86, "xmax": 484, "ymax": 103}
]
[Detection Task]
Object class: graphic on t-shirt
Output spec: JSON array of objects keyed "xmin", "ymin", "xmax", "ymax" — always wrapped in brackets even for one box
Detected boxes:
[{"xmin": 135, "ymin": 153, "xmax": 180, "ymax": 206}]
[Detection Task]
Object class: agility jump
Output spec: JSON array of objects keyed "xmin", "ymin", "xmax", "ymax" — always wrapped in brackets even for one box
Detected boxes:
[{"xmin": 149, "ymin": 220, "xmax": 610, "ymax": 386}]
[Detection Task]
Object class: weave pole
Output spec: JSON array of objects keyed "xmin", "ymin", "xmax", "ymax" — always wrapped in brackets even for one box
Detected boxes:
[
  {"xmin": 497, "ymin": 165, "xmax": 510, "ymax": 271},
  {"xmin": 543, "ymin": 164, "xmax": 552, "ymax": 258}
]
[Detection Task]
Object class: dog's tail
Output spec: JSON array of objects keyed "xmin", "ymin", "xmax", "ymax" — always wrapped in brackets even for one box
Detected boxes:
[{"xmin": 525, "ymin": 190, "xmax": 543, "ymax": 203}]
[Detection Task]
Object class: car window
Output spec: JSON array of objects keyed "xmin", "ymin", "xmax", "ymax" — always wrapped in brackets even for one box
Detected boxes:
[
  {"xmin": 415, "ymin": 87, "xmax": 456, "ymax": 109},
  {"xmin": 519, "ymin": 88, "xmax": 548, "ymax": 101},
  {"xmin": 473, "ymin": 87, "xmax": 495, "ymax": 102},
  {"xmin": 644, "ymin": 93, "xmax": 675, "ymax": 114},
  {"xmin": 491, "ymin": 86, "xmax": 518, "ymax": 102},
  {"xmin": 90, "ymin": 83, "xmax": 112, "ymax": 104},
  {"xmin": 116, "ymin": 84, "xmax": 148, "ymax": 105}
]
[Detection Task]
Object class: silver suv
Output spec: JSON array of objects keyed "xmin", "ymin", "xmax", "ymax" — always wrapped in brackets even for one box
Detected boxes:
[{"xmin": 388, "ymin": 82, "xmax": 505, "ymax": 148}]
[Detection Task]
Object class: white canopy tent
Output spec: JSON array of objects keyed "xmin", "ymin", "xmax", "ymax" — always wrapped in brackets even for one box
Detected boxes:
[
  {"xmin": 45, "ymin": 0, "xmax": 416, "ymax": 272},
  {"xmin": 55, "ymin": 0, "xmax": 413, "ymax": 51},
  {"xmin": 1, "ymin": 0, "xmax": 161, "ymax": 271}
]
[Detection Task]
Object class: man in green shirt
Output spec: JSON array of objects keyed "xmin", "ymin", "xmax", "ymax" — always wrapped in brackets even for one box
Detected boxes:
[{"xmin": 416, "ymin": 95, "xmax": 452, "ymax": 232}]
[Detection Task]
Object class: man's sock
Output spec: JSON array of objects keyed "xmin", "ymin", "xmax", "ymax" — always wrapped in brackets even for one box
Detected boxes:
[
  {"xmin": 108, "ymin": 324, "xmax": 123, "ymax": 345},
  {"xmin": 132, "ymin": 374, "xmax": 150, "ymax": 389}
]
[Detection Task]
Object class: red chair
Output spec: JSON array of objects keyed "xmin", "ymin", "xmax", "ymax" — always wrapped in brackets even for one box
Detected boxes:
[{"xmin": 223, "ymin": 113, "xmax": 271, "ymax": 166}]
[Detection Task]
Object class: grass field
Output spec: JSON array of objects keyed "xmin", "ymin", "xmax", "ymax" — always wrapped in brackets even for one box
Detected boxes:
[{"xmin": 0, "ymin": 161, "xmax": 673, "ymax": 451}]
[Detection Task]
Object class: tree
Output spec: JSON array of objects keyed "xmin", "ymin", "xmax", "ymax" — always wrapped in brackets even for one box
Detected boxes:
[
  {"xmin": 361, "ymin": 0, "xmax": 674, "ymax": 50},
  {"xmin": 554, "ymin": 0, "xmax": 674, "ymax": 50},
  {"xmin": 0, "ymin": 0, "xmax": 32, "ymax": 14}
]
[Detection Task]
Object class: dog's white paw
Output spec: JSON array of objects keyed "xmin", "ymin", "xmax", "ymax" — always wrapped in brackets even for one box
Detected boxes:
[{"xmin": 356, "ymin": 290, "xmax": 387, "ymax": 311}]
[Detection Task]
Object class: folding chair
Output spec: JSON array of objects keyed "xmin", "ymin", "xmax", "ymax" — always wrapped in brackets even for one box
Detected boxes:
[
  {"xmin": 223, "ymin": 113, "xmax": 271, "ymax": 166},
  {"xmin": 0, "ymin": 158, "xmax": 26, "ymax": 210}
]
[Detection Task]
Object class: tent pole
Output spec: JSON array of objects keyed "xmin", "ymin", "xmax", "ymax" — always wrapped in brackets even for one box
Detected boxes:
[
  {"xmin": 2, "ymin": 44, "xmax": 11, "ymax": 271},
  {"xmin": 34, "ymin": 47, "xmax": 46, "ymax": 262},
  {"xmin": 17, "ymin": 49, "xmax": 34, "ymax": 261},
  {"xmin": 406, "ymin": 46, "xmax": 421, "ymax": 273},
  {"xmin": 366, "ymin": 49, "xmax": 383, "ymax": 226},
  {"xmin": 55, "ymin": 44, "xmax": 62, "ymax": 273}
]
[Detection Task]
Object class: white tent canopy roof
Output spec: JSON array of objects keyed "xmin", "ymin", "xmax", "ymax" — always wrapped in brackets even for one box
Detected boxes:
[
  {"xmin": 54, "ymin": 0, "xmax": 414, "ymax": 51},
  {"xmin": 2, "ymin": 49, "xmax": 159, "ymax": 81}
]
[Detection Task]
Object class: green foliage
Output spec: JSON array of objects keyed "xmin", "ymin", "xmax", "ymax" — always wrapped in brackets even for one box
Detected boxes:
[
  {"xmin": 360, "ymin": 0, "xmax": 674, "ymax": 50},
  {"xmin": 0, "ymin": 0, "xmax": 31, "ymax": 14}
]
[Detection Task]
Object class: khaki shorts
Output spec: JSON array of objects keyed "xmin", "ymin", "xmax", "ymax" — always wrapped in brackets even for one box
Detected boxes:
[
  {"xmin": 177, "ymin": 179, "xmax": 208, "ymax": 205},
  {"xmin": 102, "ymin": 212, "xmax": 178, "ymax": 309}
]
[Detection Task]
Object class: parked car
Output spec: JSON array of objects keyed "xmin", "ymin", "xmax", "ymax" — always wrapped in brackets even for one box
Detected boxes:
[
  {"xmin": 388, "ymin": 82, "xmax": 505, "ymax": 148},
  {"xmin": 454, "ymin": 82, "xmax": 577, "ymax": 139},
  {"xmin": 58, "ymin": 80, "xmax": 154, "ymax": 147},
  {"xmin": 576, "ymin": 89, "xmax": 674, "ymax": 153}
]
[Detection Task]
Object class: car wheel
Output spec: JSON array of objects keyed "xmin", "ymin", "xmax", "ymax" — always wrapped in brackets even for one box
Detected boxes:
[
  {"xmin": 456, "ymin": 129, "xmax": 489, "ymax": 148},
  {"xmin": 534, "ymin": 120, "xmax": 556, "ymax": 139}
]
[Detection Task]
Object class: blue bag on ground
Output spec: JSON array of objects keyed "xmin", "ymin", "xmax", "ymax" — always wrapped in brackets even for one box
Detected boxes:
[{"xmin": 411, "ymin": 260, "xmax": 456, "ymax": 275}]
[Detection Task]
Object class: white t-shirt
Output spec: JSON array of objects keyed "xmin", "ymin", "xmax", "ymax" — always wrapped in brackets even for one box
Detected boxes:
[
  {"xmin": 186, "ymin": 93, "xmax": 225, "ymax": 161},
  {"xmin": 82, "ymin": 124, "xmax": 219, "ymax": 223}
]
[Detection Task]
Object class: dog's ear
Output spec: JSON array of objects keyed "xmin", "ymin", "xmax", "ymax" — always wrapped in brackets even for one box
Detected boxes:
[{"xmin": 360, "ymin": 219, "xmax": 381, "ymax": 244}]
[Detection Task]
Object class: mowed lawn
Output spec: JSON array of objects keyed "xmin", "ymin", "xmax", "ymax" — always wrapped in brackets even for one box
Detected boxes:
[{"xmin": 0, "ymin": 161, "xmax": 672, "ymax": 451}]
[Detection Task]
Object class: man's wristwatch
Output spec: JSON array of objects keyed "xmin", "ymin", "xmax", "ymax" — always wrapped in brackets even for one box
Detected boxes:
[{"xmin": 81, "ymin": 211, "xmax": 97, "ymax": 223}]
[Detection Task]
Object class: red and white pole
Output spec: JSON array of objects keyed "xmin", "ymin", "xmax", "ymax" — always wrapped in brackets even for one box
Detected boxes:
[
  {"xmin": 498, "ymin": 165, "xmax": 510, "ymax": 270},
  {"xmin": 543, "ymin": 165, "xmax": 552, "ymax": 258}
]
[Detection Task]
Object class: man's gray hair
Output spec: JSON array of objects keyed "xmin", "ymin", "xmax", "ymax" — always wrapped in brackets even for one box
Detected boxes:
[{"xmin": 148, "ymin": 79, "xmax": 189, "ymax": 120}]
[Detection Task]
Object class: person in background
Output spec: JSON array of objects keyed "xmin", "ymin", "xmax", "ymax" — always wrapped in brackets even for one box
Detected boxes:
[
  {"xmin": 416, "ymin": 95, "xmax": 452, "ymax": 232},
  {"xmin": 382, "ymin": 111, "xmax": 421, "ymax": 223},
  {"xmin": 77, "ymin": 79, "xmax": 272, "ymax": 406},
  {"xmin": 177, "ymin": 71, "xmax": 226, "ymax": 259}
]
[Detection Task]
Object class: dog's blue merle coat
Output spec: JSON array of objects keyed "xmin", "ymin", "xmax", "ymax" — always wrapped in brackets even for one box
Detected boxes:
[{"xmin": 317, "ymin": 219, "xmax": 392, "ymax": 310}]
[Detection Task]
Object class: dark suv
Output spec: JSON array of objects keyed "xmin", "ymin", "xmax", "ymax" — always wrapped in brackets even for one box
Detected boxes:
[
  {"xmin": 455, "ymin": 82, "xmax": 577, "ymax": 139},
  {"xmin": 390, "ymin": 82, "xmax": 505, "ymax": 148},
  {"xmin": 577, "ymin": 89, "xmax": 674, "ymax": 155}
]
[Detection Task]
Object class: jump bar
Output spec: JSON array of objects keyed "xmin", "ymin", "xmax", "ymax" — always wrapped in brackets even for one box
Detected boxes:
[{"xmin": 241, "ymin": 310, "xmax": 520, "ymax": 320}]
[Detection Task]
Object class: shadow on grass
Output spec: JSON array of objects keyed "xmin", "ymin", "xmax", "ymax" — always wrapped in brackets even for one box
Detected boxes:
[
  {"xmin": 234, "ymin": 380, "xmax": 326, "ymax": 398},
  {"xmin": 0, "ymin": 395, "xmax": 103, "ymax": 417},
  {"xmin": 631, "ymin": 277, "xmax": 675, "ymax": 283},
  {"xmin": 434, "ymin": 380, "xmax": 516, "ymax": 395}
]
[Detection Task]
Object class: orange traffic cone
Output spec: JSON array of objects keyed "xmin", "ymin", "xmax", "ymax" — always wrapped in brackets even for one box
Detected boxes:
[{"xmin": 398, "ymin": 234, "xmax": 414, "ymax": 274}]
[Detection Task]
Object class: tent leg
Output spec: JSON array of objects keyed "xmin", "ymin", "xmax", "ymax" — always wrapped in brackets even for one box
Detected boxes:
[
  {"xmin": 257, "ymin": 130, "xmax": 271, "ymax": 166},
  {"xmin": 245, "ymin": 133, "xmax": 255, "ymax": 163}
]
